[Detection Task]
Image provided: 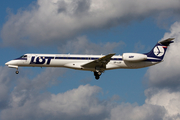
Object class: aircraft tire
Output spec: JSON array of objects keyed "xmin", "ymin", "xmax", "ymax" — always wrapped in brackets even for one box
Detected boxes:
[
  {"xmin": 15, "ymin": 71, "xmax": 19, "ymax": 74},
  {"xmin": 95, "ymin": 76, "xmax": 100, "ymax": 80},
  {"xmin": 94, "ymin": 71, "xmax": 101, "ymax": 80}
]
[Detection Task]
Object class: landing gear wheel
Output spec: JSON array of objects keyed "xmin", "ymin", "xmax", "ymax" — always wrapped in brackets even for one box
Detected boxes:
[
  {"xmin": 15, "ymin": 71, "xmax": 19, "ymax": 74},
  {"xmin": 95, "ymin": 76, "xmax": 100, "ymax": 80},
  {"xmin": 94, "ymin": 71, "xmax": 101, "ymax": 80}
]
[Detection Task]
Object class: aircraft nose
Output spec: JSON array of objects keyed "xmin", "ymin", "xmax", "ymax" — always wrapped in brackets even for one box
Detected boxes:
[
  {"xmin": 5, "ymin": 60, "xmax": 14, "ymax": 66},
  {"xmin": 5, "ymin": 61, "xmax": 9, "ymax": 66}
]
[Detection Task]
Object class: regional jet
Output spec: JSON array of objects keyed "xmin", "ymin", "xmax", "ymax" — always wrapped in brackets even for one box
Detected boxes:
[{"xmin": 5, "ymin": 38, "xmax": 174, "ymax": 80}]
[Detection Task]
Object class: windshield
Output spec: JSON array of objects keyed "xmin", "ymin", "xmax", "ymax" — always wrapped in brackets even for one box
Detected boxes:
[{"xmin": 19, "ymin": 55, "xmax": 27, "ymax": 58}]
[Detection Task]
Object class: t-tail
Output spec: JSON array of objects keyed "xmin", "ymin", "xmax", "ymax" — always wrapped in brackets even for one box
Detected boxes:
[{"xmin": 145, "ymin": 38, "xmax": 174, "ymax": 62}]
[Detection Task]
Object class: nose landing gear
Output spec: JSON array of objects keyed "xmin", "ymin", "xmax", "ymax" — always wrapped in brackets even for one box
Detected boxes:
[
  {"xmin": 15, "ymin": 68, "xmax": 19, "ymax": 74},
  {"xmin": 15, "ymin": 70, "xmax": 19, "ymax": 74}
]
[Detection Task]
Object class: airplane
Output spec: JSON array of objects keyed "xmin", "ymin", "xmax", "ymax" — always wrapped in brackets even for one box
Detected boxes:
[{"xmin": 5, "ymin": 38, "xmax": 174, "ymax": 80}]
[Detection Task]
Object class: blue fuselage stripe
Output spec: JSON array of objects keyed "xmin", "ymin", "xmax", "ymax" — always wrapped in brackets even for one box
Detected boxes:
[
  {"xmin": 14, "ymin": 58, "xmax": 27, "ymax": 60},
  {"xmin": 55, "ymin": 57, "xmax": 122, "ymax": 60}
]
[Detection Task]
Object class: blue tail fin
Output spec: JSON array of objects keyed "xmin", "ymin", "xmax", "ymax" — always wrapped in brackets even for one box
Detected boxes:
[{"xmin": 145, "ymin": 38, "xmax": 174, "ymax": 62}]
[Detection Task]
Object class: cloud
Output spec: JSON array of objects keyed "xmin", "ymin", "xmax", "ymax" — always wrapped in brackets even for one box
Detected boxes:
[
  {"xmin": 1, "ymin": 0, "xmax": 180, "ymax": 47},
  {"xmin": 0, "ymin": 67, "xmax": 65, "ymax": 106},
  {"xmin": 58, "ymin": 36, "xmax": 125, "ymax": 54},
  {"xmin": 145, "ymin": 88, "xmax": 180, "ymax": 119},
  {"xmin": 1, "ymin": 82, "xmax": 111, "ymax": 120},
  {"xmin": 145, "ymin": 22, "xmax": 180, "ymax": 91},
  {"xmin": 0, "ymin": 67, "xmax": 17, "ymax": 109},
  {"xmin": 0, "ymin": 81, "xmax": 167, "ymax": 120},
  {"xmin": 108, "ymin": 103, "xmax": 166, "ymax": 120},
  {"xmin": 38, "ymin": 85, "xmax": 109, "ymax": 120},
  {"xmin": 13, "ymin": 68, "xmax": 66, "ymax": 92},
  {"xmin": 143, "ymin": 21, "xmax": 180, "ymax": 119},
  {"xmin": 1, "ymin": 65, "xmax": 180, "ymax": 120}
]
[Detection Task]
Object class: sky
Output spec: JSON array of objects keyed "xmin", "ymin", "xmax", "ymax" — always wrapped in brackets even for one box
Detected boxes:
[{"xmin": 1, "ymin": 0, "xmax": 180, "ymax": 120}]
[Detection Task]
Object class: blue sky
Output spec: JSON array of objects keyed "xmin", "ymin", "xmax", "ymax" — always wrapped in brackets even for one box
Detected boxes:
[{"xmin": 1, "ymin": 0, "xmax": 180, "ymax": 120}]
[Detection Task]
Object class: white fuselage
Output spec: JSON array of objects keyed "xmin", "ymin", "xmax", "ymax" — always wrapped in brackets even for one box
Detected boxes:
[{"xmin": 5, "ymin": 53, "xmax": 159, "ymax": 72}]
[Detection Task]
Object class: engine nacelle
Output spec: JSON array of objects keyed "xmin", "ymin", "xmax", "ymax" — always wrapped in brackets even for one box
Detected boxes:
[{"xmin": 122, "ymin": 53, "xmax": 147, "ymax": 62}]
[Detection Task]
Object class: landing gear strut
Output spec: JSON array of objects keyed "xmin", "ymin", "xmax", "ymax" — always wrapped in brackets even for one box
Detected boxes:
[
  {"xmin": 94, "ymin": 71, "xmax": 102, "ymax": 80},
  {"xmin": 15, "ymin": 68, "xmax": 19, "ymax": 74}
]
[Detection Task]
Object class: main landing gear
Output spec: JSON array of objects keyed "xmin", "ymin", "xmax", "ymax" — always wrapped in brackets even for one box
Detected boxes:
[{"xmin": 94, "ymin": 71, "xmax": 102, "ymax": 80}]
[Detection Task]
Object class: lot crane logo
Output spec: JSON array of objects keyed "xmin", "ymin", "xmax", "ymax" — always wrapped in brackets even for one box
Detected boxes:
[{"xmin": 153, "ymin": 46, "xmax": 165, "ymax": 57}]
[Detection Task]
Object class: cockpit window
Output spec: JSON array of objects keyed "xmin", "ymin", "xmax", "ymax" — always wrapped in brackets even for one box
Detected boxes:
[{"xmin": 20, "ymin": 55, "xmax": 27, "ymax": 58}]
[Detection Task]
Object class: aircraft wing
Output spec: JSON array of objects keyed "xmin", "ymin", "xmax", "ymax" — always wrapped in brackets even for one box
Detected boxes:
[{"xmin": 81, "ymin": 53, "xmax": 115, "ymax": 69}]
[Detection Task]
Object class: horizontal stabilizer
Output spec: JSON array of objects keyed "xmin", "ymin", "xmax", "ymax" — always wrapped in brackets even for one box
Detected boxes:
[{"xmin": 159, "ymin": 38, "xmax": 175, "ymax": 46}]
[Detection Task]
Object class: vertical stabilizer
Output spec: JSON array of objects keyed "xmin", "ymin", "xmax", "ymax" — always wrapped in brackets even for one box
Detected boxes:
[{"xmin": 145, "ymin": 38, "xmax": 174, "ymax": 61}]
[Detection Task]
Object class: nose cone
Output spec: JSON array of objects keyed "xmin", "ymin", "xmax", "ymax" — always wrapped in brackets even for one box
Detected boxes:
[
  {"xmin": 5, "ymin": 61, "xmax": 10, "ymax": 66},
  {"xmin": 5, "ymin": 60, "xmax": 19, "ymax": 69},
  {"xmin": 5, "ymin": 60, "xmax": 16, "ymax": 66}
]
